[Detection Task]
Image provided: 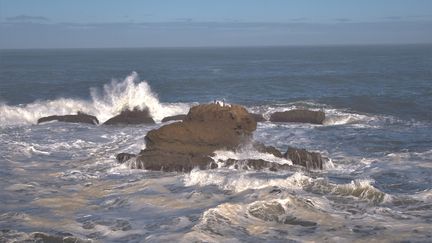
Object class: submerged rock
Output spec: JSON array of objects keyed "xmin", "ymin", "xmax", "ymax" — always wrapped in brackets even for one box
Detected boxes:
[
  {"xmin": 135, "ymin": 103, "xmax": 257, "ymax": 172},
  {"xmin": 270, "ymin": 109, "xmax": 325, "ymax": 124},
  {"xmin": 284, "ymin": 147, "xmax": 323, "ymax": 170},
  {"xmin": 37, "ymin": 112, "xmax": 99, "ymax": 125},
  {"xmin": 161, "ymin": 114, "xmax": 186, "ymax": 122},
  {"xmin": 104, "ymin": 107, "xmax": 155, "ymax": 125}
]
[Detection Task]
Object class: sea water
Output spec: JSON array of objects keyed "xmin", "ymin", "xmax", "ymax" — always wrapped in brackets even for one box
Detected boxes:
[{"xmin": 0, "ymin": 45, "xmax": 431, "ymax": 242}]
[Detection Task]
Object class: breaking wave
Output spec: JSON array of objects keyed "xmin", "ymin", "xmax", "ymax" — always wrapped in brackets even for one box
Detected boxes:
[{"xmin": 0, "ymin": 72, "xmax": 190, "ymax": 126}]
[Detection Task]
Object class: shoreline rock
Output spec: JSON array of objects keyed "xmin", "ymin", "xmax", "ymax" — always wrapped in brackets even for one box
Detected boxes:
[
  {"xmin": 270, "ymin": 110, "xmax": 325, "ymax": 124},
  {"xmin": 37, "ymin": 112, "xmax": 99, "ymax": 125}
]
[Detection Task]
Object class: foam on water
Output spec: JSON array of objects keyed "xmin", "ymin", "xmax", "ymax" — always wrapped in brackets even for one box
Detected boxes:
[{"xmin": 0, "ymin": 72, "xmax": 190, "ymax": 126}]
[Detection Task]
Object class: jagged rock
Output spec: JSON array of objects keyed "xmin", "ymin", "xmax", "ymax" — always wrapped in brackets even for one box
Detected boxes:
[
  {"xmin": 250, "ymin": 113, "xmax": 266, "ymax": 122},
  {"xmin": 284, "ymin": 147, "xmax": 323, "ymax": 170},
  {"xmin": 104, "ymin": 107, "xmax": 155, "ymax": 125},
  {"xmin": 37, "ymin": 112, "xmax": 99, "ymax": 125},
  {"xmin": 31, "ymin": 232, "xmax": 91, "ymax": 243},
  {"xmin": 270, "ymin": 110, "xmax": 325, "ymax": 124},
  {"xmin": 253, "ymin": 142, "xmax": 283, "ymax": 158},
  {"xmin": 161, "ymin": 114, "xmax": 186, "ymax": 122},
  {"xmin": 116, "ymin": 153, "xmax": 136, "ymax": 164},
  {"xmin": 135, "ymin": 103, "xmax": 257, "ymax": 172}
]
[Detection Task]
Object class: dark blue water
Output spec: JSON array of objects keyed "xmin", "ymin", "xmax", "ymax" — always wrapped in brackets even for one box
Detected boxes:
[{"xmin": 1, "ymin": 45, "xmax": 431, "ymax": 242}]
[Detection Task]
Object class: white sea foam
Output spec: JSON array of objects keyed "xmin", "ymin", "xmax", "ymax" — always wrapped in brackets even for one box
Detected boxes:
[
  {"xmin": 212, "ymin": 146, "xmax": 292, "ymax": 167},
  {"xmin": 0, "ymin": 72, "xmax": 190, "ymax": 126},
  {"xmin": 184, "ymin": 170, "xmax": 312, "ymax": 192}
]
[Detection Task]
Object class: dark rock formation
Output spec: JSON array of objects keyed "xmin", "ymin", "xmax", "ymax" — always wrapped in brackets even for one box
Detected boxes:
[
  {"xmin": 250, "ymin": 113, "xmax": 266, "ymax": 122},
  {"xmin": 253, "ymin": 142, "xmax": 283, "ymax": 158},
  {"xmin": 37, "ymin": 112, "xmax": 99, "ymax": 125},
  {"xmin": 161, "ymin": 114, "xmax": 186, "ymax": 122},
  {"xmin": 134, "ymin": 103, "xmax": 257, "ymax": 172},
  {"xmin": 104, "ymin": 107, "xmax": 155, "ymax": 125},
  {"xmin": 270, "ymin": 110, "xmax": 325, "ymax": 124},
  {"xmin": 284, "ymin": 147, "xmax": 323, "ymax": 170},
  {"xmin": 116, "ymin": 153, "xmax": 136, "ymax": 164}
]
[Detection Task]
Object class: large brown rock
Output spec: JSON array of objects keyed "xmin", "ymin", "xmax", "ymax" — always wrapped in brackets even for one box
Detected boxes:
[
  {"xmin": 135, "ymin": 103, "xmax": 257, "ymax": 172},
  {"xmin": 104, "ymin": 107, "xmax": 155, "ymax": 125},
  {"xmin": 284, "ymin": 147, "xmax": 323, "ymax": 170},
  {"xmin": 37, "ymin": 112, "xmax": 99, "ymax": 125},
  {"xmin": 270, "ymin": 110, "xmax": 325, "ymax": 124}
]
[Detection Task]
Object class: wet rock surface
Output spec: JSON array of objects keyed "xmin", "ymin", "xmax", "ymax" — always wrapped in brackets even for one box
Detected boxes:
[
  {"xmin": 250, "ymin": 113, "xmax": 266, "ymax": 122},
  {"xmin": 104, "ymin": 107, "xmax": 155, "ymax": 125},
  {"xmin": 37, "ymin": 112, "xmax": 99, "ymax": 125},
  {"xmin": 161, "ymin": 114, "xmax": 186, "ymax": 122},
  {"xmin": 135, "ymin": 103, "xmax": 257, "ymax": 172},
  {"xmin": 284, "ymin": 147, "xmax": 324, "ymax": 170},
  {"xmin": 270, "ymin": 109, "xmax": 325, "ymax": 124},
  {"xmin": 116, "ymin": 153, "xmax": 136, "ymax": 164},
  {"xmin": 253, "ymin": 142, "xmax": 284, "ymax": 158}
]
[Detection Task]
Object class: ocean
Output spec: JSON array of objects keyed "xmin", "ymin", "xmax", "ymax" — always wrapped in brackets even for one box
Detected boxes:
[{"xmin": 0, "ymin": 45, "xmax": 431, "ymax": 242}]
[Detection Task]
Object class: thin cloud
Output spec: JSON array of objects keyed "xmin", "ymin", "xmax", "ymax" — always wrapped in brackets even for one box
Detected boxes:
[
  {"xmin": 6, "ymin": 15, "xmax": 50, "ymax": 22},
  {"xmin": 334, "ymin": 18, "xmax": 351, "ymax": 22}
]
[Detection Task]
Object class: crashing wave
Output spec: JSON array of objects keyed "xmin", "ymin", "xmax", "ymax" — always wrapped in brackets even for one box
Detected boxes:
[{"xmin": 0, "ymin": 72, "xmax": 189, "ymax": 126}]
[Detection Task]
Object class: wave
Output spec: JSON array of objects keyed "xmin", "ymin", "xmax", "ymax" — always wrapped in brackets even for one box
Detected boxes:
[
  {"xmin": 184, "ymin": 170, "xmax": 390, "ymax": 204},
  {"xmin": 0, "ymin": 72, "xmax": 190, "ymax": 126}
]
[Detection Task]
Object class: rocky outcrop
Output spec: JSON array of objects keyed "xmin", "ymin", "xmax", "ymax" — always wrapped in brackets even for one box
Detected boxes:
[
  {"xmin": 284, "ymin": 147, "xmax": 324, "ymax": 170},
  {"xmin": 37, "ymin": 112, "xmax": 99, "ymax": 125},
  {"xmin": 270, "ymin": 110, "xmax": 325, "ymax": 124},
  {"xmin": 116, "ymin": 153, "xmax": 136, "ymax": 164},
  {"xmin": 250, "ymin": 113, "xmax": 266, "ymax": 122},
  {"xmin": 104, "ymin": 107, "xmax": 155, "ymax": 125},
  {"xmin": 161, "ymin": 114, "xmax": 186, "ymax": 122},
  {"xmin": 134, "ymin": 103, "xmax": 257, "ymax": 172},
  {"xmin": 253, "ymin": 142, "xmax": 283, "ymax": 158}
]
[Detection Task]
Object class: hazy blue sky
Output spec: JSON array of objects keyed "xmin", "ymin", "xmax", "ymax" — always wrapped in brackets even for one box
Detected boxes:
[{"xmin": 1, "ymin": 0, "xmax": 431, "ymax": 48}]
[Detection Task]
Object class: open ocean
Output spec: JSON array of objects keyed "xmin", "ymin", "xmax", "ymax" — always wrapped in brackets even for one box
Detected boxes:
[{"xmin": 0, "ymin": 45, "xmax": 432, "ymax": 242}]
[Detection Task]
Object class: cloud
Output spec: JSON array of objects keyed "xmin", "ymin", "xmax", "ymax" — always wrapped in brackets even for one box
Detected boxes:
[
  {"xmin": 383, "ymin": 16, "xmax": 404, "ymax": 20},
  {"xmin": 1, "ymin": 20, "xmax": 431, "ymax": 49},
  {"xmin": 334, "ymin": 18, "xmax": 351, "ymax": 22},
  {"xmin": 6, "ymin": 15, "xmax": 50, "ymax": 22}
]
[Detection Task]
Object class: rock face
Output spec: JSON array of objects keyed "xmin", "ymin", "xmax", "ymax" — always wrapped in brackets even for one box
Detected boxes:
[
  {"xmin": 135, "ymin": 103, "xmax": 257, "ymax": 172},
  {"xmin": 284, "ymin": 147, "xmax": 323, "ymax": 170},
  {"xmin": 250, "ymin": 113, "xmax": 266, "ymax": 122},
  {"xmin": 161, "ymin": 114, "xmax": 186, "ymax": 122},
  {"xmin": 104, "ymin": 108, "xmax": 155, "ymax": 125},
  {"xmin": 270, "ymin": 110, "xmax": 325, "ymax": 124},
  {"xmin": 37, "ymin": 112, "xmax": 99, "ymax": 125}
]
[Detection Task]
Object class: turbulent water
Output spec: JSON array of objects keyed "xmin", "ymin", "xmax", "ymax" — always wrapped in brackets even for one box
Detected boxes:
[{"xmin": 0, "ymin": 45, "xmax": 431, "ymax": 242}]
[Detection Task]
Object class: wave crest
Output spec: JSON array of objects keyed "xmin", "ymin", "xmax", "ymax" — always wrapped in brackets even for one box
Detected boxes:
[{"xmin": 0, "ymin": 72, "xmax": 189, "ymax": 126}]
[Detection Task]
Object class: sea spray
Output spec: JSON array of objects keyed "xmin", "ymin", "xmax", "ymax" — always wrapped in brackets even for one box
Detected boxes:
[{"xmin": 0, "ymin": 72, "xmax": 189, "ymax": 126}]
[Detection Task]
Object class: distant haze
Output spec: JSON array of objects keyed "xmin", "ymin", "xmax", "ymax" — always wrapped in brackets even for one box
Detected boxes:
[{"xmin": 1, "ymin": 0, "xmax": 431, "ymax": 49}]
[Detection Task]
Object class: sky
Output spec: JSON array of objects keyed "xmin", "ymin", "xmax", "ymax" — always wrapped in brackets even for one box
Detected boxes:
[{"xmin": 0, "ymin": 0, "xmax": 432, "ymax": 49}]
